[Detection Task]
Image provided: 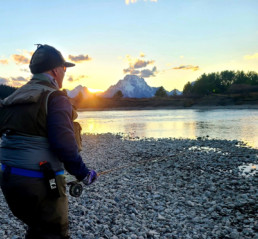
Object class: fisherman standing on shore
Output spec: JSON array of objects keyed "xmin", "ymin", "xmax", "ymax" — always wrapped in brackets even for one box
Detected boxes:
[{"xmin": 0, "ymin": 44, "xmax": 97, "ymax": 239}]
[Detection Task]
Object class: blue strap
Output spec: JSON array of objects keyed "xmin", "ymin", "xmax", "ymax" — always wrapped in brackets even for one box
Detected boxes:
[
  {"xmin": 55, "ymin": 170, "xmax": 65, "ymax": 176},
  {"xmin": 1, "ymin": 164, "xmax": 64, "ymax": 178}
]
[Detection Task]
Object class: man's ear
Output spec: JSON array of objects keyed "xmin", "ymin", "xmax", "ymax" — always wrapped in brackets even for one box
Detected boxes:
[{"xmin": 51, "ymin": 68, "xmax": 58, "ymax": 76}]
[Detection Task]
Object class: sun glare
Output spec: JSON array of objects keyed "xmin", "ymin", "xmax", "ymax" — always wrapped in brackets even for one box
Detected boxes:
[{"xmin": 88, "ymin": 88, "xmax": 104, "ymax": 93}]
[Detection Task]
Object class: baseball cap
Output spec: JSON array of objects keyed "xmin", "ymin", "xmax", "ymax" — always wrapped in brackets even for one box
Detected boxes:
[{"xmin": 29, "ymin": 44, "xmax": 75, "ymax": 74}]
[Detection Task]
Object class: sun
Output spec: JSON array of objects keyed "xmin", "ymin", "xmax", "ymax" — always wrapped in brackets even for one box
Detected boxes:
[{"xmin": 88, "ymin": 88, "xmax": 104, "ymax": 93}]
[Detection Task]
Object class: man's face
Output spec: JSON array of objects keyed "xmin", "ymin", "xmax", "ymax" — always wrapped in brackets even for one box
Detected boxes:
[{"xmin": 55, "ymin": 65, "xmax": 66, "ymax": 88}]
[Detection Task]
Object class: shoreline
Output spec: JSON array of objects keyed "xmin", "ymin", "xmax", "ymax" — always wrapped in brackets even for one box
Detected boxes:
[
  {"xmin": 1, "ymin": 134, "xmax": 257, "ymax": 238},
  {"xmin": 78, "ymin": 104, "xmax": 258, "ymax": 111}
]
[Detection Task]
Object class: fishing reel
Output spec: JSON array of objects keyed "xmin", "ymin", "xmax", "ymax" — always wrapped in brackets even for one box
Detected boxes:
[{"xmin": 67, "ymin": 181, "xmax": 83, "ymax": 197}]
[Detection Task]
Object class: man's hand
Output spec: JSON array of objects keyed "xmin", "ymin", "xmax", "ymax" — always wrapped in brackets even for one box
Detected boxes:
[{"xmin": 82, "ymin": 170, "xmax": 97, "ymax": 185}]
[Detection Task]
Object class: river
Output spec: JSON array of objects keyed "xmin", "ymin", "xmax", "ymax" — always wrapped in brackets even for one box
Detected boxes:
[{"xmin": 77, "ymin": 109, "xmax": 258, "ymax": 149}]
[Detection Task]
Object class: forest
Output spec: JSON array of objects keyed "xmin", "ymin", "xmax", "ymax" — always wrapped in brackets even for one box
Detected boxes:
[
  {"xmin": 182, "ymin": 70, "xmax": 258, "ymax": 96},
  {"xmin": 0, "ymin": 85, "xmax": 17, "ymax": 99}
]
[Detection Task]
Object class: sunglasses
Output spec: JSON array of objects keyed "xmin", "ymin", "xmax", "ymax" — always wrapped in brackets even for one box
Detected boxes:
[{"xmin": 63, "ymin": 66, "xmax": 67, "ymax": 72}]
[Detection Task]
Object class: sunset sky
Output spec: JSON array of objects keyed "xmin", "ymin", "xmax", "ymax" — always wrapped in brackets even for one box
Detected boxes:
[{"xmin": 0, "ymin": 0, "xmax": 257, "ymax": 92}]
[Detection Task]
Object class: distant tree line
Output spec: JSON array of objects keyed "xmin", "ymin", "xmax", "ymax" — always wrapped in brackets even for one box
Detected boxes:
[
  {"xmin": 0, "ymin": 85, "xmax": 17, "ymax": 99},
  {"xmin": 113, "ymin": 90, "xmax": 124, "ymax": 99},
  {"xmin": 155, "ymin": 86, "xmax": 167, "ymax": 97},
  {"xmin": 183, "ymin": 70, "xmax": 258, "ymax": 96}
]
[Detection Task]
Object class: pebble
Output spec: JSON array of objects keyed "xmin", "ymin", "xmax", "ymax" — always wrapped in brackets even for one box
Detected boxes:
[{"xmin": 0, "ymin": 133, "xmax": 257, "ymax": 239}]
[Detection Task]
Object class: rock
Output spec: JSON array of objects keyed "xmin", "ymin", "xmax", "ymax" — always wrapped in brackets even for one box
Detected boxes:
[
  {"xmin": 186, "ymin": 201, "xmax": 195, "ymax": 207},
  {"xmin": 157, "ymin": 214, "xmax": 166, "ymax": 220},
  {"xmin": 1, "ymin": 134, "xmax": 257, "ymax": 239},
  {"xmin": 147, "ymin": 230, "xmax": 159, "ymax": 236}
]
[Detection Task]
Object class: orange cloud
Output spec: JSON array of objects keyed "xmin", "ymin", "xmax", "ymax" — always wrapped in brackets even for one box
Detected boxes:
[
  {"xmin": 173, "ymin": 65, "xmax": 199, "ymax": 71},
  {"xmin": 0, "ymin": 59, "xmax": 8, "ymax": 64},
  {"xmin": 12, "ymin": 54, "xmax": 30, "ymax": 65}
]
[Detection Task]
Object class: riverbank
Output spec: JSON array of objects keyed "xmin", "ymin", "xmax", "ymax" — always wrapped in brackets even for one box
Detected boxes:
[
  {"xmin": 0, "ymin": 134, "xmax": 257, "ymax": 238},
  {"xmin": 78, "ymin": 104, "xmax": 258, "ymax": 111},
  {"xmin": 75, "ymin": 92, "xmax": 258, "ymax": 111}
]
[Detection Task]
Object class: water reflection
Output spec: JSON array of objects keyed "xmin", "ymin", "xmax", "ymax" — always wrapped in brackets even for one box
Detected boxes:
[
  {"xmin": 124, "ymin": 123, "xmax": 146, "ymax": 138},
  {"xmin": 77, "ymin": 109, "xmax": 258, "ymax": 148}
]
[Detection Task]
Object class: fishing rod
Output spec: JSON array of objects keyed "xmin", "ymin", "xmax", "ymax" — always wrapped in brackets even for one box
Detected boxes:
[{"xmin": 67, "ymin": 155, "xmax": 173, "ymax": 197}]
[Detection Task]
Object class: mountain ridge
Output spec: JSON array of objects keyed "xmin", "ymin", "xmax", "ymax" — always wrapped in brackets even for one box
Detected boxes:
[{"xmin": 66, "ymin": 75, "xmax": 182, "ymax": 99}]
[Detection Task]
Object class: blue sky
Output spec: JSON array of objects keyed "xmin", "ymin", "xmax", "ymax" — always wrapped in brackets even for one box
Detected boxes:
[{"xmin": 0, "ymin": 0, "xmax": 257, "ymax": 91}]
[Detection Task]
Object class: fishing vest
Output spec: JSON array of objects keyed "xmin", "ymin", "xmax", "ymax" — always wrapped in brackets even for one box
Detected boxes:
[{"xmin": 0, "ymin": 74, "xmax": 82, "ymax": 151}]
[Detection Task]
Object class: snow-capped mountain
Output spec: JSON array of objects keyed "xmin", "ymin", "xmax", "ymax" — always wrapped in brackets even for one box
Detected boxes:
[
  {"xmin": 167, "ymin": 89, "xmax": 182, "ymax": 96},
  {"xmin": 66, "ymin": 75, "xmax": 182, "ymax": 99},
  {"xmin": 65, "ymin": 85, "xmax": 90, "ymax": 98},
  {"xmin": 102, "ymin": 75, "xmax": 157, "ymax": 98}
]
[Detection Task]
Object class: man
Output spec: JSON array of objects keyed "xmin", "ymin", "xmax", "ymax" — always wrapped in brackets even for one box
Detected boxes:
[{"xmin": 0, "ymin": 44, "xmax": 97, "ymax": 239}]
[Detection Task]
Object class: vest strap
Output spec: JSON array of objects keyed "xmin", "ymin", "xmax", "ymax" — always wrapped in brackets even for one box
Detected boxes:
[{"xmin": 1, "ymin": 164, "xmax": 64, "ymax": 178}]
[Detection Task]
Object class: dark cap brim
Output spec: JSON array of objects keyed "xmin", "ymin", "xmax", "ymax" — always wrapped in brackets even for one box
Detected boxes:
[{"xmin": 64, "ymin": 62, "xmax": 75, "ymax": 67}]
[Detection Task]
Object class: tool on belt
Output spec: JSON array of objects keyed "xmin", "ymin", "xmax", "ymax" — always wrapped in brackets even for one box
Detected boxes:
[{"xmin": 39, "ymin": 161, "xmax": 60, "ymax": 198}]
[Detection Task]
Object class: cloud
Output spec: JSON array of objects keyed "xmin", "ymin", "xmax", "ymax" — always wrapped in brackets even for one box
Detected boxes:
[
  {"xmin": 123, "ymin": 66, "xmax": 157, "ymax": 78},
  {"xmin": 140, "ymin": 66, "xmax": 157, "ymax": 78},
  {"xmin": 17, "ymin": 49, "xmax": 33, "ymax": 57},
  {"xmin": 244, "ymin": 53, "xmax": 258, "ymax": 60},
  {"xmin": 67, "ymin": 75, "xmax": 87, "ymax": 82},
  {"xmin": 10, "ymin": 76, "xmax": 28, "ymax": 82},
  {"xmin": 67, "ymin": 76, "xmax": 74, "ymax": 82},
  {"xmin": 12, "ymin": 54, "xmax": 30, "ymax": 65},
  {"xmin": 0, "ymin": 77, "xmax": 9, "ymax": 85},
  {"xmin": 0, "ymin": 76, "xmax": 29, "ymax": 87},
  {"xmin": 123, "ymin": 67, "xmax": 140, "ymax": 75},
  {"xmin": 0, "ymin": 59, "xmax": 8, "ymax": 64},
  {"xmin": 125, "ymin": 54, "xmax": 134, "ymax": 64},
  {"xmin": 132, "ymin": 69, "xmax": 141, "ymax": 75},
  {"xmin": 123, "ymin": 68, "xmax": 130, "ymax": 74},
  {"xmin": 0, "ymin": 50, "xmax": 32, "ymax": 66},
  {"xmin": 125, "ymin": 55, "xmax": 154, "ymax": 68},
  {"xmin": 10, "ymin": 76, "xmax": 29, "ymax": 87},
  {"xmin": 139, "ymin": 52, "xmax": 145, "ymax": 58},
  {"xmin": 125, "ymin": 0, "xmax": 157, "ymax": 4},
  {"xmin": 20, "ymin": 68, "xmax": 30, "ymax": 73},
  {"xmin": 133, "ymin": 59, "xmax": 154, "ymax": 69},
  {"xmin": 123, "ymin": 54, "xmax": 157, "ymax": 78},
  {"xmin": 68, "ymin": 54, "xmax": 92, "ymax": 63},
  {"xmin": 173, "ymin": 65, "xmax": 199, "ymax": 71}
]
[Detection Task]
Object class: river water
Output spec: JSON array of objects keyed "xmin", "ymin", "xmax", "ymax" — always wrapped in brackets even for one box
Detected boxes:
[{"xmin": 77, "ymin": 109, "xmax": 258, "ymax": 149}]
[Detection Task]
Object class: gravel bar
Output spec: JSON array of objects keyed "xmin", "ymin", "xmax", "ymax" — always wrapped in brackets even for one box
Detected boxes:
[{"xmin": 0, "ymin": 133, "xmax": 257, "ymax": 239}]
